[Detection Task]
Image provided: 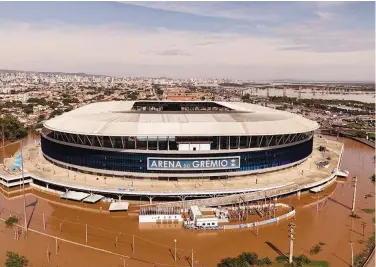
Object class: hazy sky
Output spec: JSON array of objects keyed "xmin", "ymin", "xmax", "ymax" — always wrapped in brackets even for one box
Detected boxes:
[{"xmin": 0, "ymin": 1, "xmax": 374, "ymax": 81}]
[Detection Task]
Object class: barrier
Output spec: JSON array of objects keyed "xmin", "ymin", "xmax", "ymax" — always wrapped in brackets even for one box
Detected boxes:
[{"xmin": 222, "ymin": 204, "xmax": 295, "ymax": 230}]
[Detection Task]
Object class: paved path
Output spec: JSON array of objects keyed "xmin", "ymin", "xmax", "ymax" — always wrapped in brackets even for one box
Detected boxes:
[{"xmin": 10, "ymin": 138, "xmax": 340, "ymax": 193}]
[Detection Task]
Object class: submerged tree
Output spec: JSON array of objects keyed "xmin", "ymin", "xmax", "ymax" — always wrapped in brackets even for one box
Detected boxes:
[{"xmin": 5, "ymin": 251, "xmax": 29, "ymax": 267}]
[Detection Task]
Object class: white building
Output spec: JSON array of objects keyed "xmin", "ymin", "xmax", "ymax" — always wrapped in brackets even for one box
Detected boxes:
[
  {"xmin": 188, "ymin": 206, "xmax": 219, "ymax": 228},
  {"xmin": 195, "ymin": 217, "xmax": 218, "ymax": 227},
  {"xmin": 139, "ymin": 207, "xmax": 183, "ymax": 223}
]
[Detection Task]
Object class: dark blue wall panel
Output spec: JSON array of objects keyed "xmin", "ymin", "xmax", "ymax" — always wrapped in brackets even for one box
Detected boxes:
[{"xmin": 41, "ymin": 137, "xmax": 313, "ymax": 175}]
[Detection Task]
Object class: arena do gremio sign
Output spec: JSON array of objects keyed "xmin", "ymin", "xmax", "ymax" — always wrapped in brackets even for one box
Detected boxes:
[{"xmin": 147, "ymin": 156, "xmax": 241, "ymax": 171}]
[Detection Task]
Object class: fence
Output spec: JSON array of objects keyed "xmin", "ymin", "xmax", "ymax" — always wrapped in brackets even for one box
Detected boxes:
[
  {"xmin": 223, "ymin": 204, "xmax": 295, "ymax": 230},
  {"xmin": 0, "ymin": 204, "xmax": 205, "ymax": 267}
]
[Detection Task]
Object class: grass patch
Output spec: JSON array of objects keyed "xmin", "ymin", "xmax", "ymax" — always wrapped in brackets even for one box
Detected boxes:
[
  {"xmin": 372, "ymin": 217, "xmax": 375, "ymax": 223},
  {"xmin": 361, "ymin": 209, "xmax": 375, "ymax": 214},
  {"xmin": 274, "ymin": 255, "xmax": 329, "ymax": 267},
  {"xmin": 358, "ymin": 240, "xmax": 365, "ymax": 244}
]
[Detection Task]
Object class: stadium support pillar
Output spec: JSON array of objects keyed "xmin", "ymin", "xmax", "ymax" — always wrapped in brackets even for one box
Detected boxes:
[
  {"xmin": 46, "ymin": 183, "xmax": 49, "ymax": 189},
  {"xmin": 297, "ymin": 191, "xmax": 301, "ymax": 200},
  {"xmin": 148, "ymin": 196, "xmax": 154, "ymax": 204},
  {"xmin": 118, "ymin": 195, "xmax": 122, "ymax": 201}
]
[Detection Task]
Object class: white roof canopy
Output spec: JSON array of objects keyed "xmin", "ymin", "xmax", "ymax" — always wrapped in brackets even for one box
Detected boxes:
[{"xmin": 44, "ymin": 101, "xmax": 319, "ymax": 136}]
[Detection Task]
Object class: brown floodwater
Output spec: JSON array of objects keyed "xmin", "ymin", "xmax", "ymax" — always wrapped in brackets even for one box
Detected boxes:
[{"xmin": 0, "ymin": 136, "xmax": 375, "ymax": 267}]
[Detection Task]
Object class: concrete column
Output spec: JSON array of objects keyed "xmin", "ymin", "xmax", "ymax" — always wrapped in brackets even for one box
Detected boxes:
[{"xmin": 297, "ymin": 191, "xmax": 301, "ymax": 200}]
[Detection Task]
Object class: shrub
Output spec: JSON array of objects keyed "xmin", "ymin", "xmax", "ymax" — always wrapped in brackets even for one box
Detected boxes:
[
  {"xmin": 275, "ymin": 255, "xmax": 288, "ymax": 264},
  {"xmin": 293, "ymin": 254, "xmax": 311, "ymax": 266},
  {"xmin": 218, "ymin": 252, "xmax": 273, "ymax": 267},
  {"xmin": 239, "ymin": 252, "xmax": 258, "ymax": 265},
  {"xmin": 5, "ymin": 251, "xmax": 29, "ymax": 267},
  {"xmin": 310, "ymin": 244, "xmax": 322, "ymax": 255},
  {"xmin": 5, "ymin": 216, "xmax": 18, "ymax": 226},
  {"xmin": 361, "ymin": 209, "xmax": 375, "ymax": 214},
  {"xmin": 349, "ymin": 213, "xmax": 361, "ymax": 219}
]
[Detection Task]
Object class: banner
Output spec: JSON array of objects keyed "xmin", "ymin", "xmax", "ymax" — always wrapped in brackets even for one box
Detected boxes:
[{"xmin": 147, "ymin": 156, "xmax": 240, "ymax": 171}]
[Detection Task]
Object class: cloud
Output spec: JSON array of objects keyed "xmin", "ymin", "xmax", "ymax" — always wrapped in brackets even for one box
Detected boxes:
[
  {"xmin": 124, "ymin": 2, "xmax": 282, "ymax": 23},
  {"xmin": 0, "ymin": 22, "xmax": 373, "ymax": 81},
  {"xmin": 151, "ymin": 49, "xmax": 191, "ymax": 56},
  {"xmin": 275, "ymin": 15, "xmax": 375, "ymax": 53},
  {"xmin": 315, "ymin": 11, "xmax": 336, "ymax": 21}
]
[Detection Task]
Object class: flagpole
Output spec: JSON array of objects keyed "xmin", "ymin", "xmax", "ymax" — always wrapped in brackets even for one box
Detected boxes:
[
  {"xmin": 20, "ymin": 141, "xmax": 28, "ymax": 232},
  {"xmin": 1, "ymin": 124, "xmax": 4, "ymax": 165}
]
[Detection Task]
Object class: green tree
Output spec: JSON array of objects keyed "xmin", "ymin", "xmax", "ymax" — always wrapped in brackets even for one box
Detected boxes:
[
  {"xmin": 239, "ymin": 252, "xmax": 258, "ymax": 265},
  {"xmin": 5, "ymin": 251, "xmax": 29, "ymax": 267},
  {"xmin": 292, "ymin": 254, "xmax": 311, "ymax": 267},
  {"xmin": 156, "ymin": 88, "xmax": 164, "ymax": 95},
  {"xmin": 218, "ymin": 252, "xmax": 273, "ymax": 267},
  {"xmin": 5, "ymin": 216, "xmax": 18, "ymax": 226},
  {"xmin": 0, "ymin": 115, "xmax": 28, "ymax": 141},
  {"xmin": 23, "ymin": 105, "xmax": 34, "ymax": 115},
  {"xmin": 37, "ymin": 114, "xmax": 45, "ymax": 122},
  {"xmin": 217, "ymin": 257, "xmax": 234, "ymax": 267},
  {"xmin": 201, "ymin": 96, "xmax": 206, "ymax": 101},
  {"xmin": 27, "ymin": 97, "xmax": 47, "ymax": 106},
  {"xmin": 49, "ymin": 109, "xmax": 64, "ymax": 119},
  {"xmin": 241, "ymin": 93, "xmax": 250, "ymax": 101}
]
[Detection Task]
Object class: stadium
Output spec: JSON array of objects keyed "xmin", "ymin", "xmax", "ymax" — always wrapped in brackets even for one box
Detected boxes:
[
  {"xmin": 1, "ymin": 101, "xmax": 345, "ymax": 203},
  {"xmin": 40, "ymin": 101, "xmax": 319, "ymax": 178}
]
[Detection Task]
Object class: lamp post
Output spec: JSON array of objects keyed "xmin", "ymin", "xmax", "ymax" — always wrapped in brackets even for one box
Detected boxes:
[{"xmin": 174, "ymin": 239, "xmax": 177, "ymax": 262}]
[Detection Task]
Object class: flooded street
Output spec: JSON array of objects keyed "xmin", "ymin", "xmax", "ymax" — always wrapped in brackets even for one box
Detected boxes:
[{"xmin": 1, "ymin": 136, "xmax": 375, "ymax": 267}]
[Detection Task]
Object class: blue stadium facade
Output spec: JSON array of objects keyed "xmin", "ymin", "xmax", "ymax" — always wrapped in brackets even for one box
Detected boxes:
[{"xmin": 41, "ymin": 131, "xmax": 314, "ymax": 178}]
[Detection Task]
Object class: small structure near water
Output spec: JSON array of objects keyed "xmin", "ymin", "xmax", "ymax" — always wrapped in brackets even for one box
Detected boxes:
[
  {"xmin": 139, "ymin": 207, "xmax": 183, "ymax": 223},
  {"xmin": 186, "ymin": 205, "xmax": 222, "ymax": 229},
  {"xmin": 109, "ymin": 202, "xmax": 129, "ymax": 212}
]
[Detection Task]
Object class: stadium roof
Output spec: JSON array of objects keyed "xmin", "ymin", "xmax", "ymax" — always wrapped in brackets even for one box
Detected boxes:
[{"xmin": 44, "ymin": 101, "xmax": 319, "ymax": 136}]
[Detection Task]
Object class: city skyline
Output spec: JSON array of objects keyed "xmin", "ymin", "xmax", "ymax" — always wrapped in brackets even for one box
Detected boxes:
[{"xmin": 0, "ymin": 1, "xmax": 375, "ymax": 82}]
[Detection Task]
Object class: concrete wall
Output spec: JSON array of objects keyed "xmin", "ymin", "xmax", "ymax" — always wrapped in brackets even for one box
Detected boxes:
[{"xmin": 139, "ymin": 214, "xmax": 183, "ymax": 223}]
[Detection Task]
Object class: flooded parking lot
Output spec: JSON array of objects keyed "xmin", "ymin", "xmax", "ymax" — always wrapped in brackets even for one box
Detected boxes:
[{"xmin": 0, "ymin": 136, "xmax": 375, "ymax": 267}]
